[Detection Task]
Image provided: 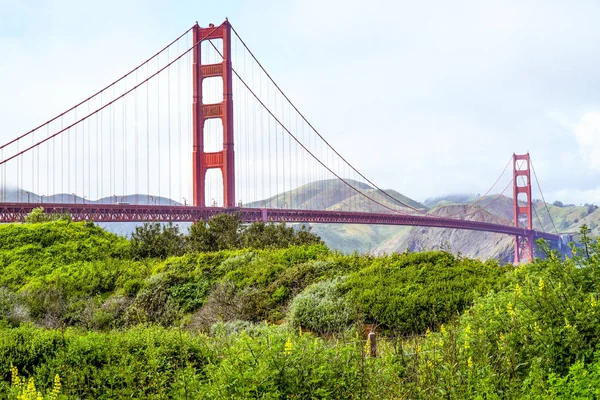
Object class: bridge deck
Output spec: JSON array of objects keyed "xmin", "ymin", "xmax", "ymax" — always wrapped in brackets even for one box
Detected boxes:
[{"xmin": 0, "ymin": 202, "xmax": 560, "ymax": 241}]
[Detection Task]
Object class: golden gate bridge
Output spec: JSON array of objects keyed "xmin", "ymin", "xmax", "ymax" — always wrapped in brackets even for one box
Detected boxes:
[{"xmin": 0, "ymin": 20, "xmax": 560, "ymax": 263}]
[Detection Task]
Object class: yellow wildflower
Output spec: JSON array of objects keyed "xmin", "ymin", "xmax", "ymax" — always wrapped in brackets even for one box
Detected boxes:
[
  {"xmin": 425, "ymin": 328, "xmax": 432, "ymax": 337},
  {"xmin": 440, "ymin": 324, "xmax": 446, "ymax": 335},
  {"xmin": 426, "ymin": 359, "xmax": 433, "ymax": 369},
  {"xmin": 467, "ymin": 356, "xmax": 473, "ymax": 368},
  {"xmin": 534, "ymin": 322, "xmax": 542, "ymax": 334},
  {"xmin": 478, "ymin": 328, "xmax": 484, "ymax": 336},
  {"xmin": 515, "ymin": 284, "xmax": 523, "ymax": 298},
  {"xmin": 284, "ymin": 337, "xmax": 293, "ymax": 355},
  {"xmin": 591, "ymin": 294, "xmax": 598, "ymax": 308},
  {"xmin": 564, "ymin": 318, "xmax": 572, "ymax": 330},
  {"xmin": 11, "ymin": 363, "xmax": 22, "ymax": 388},
  {"xmin": 538, "ymin": 278, "xmax": 544, "ymax": 292},
  {"xmin": 26, "ymin": 377, "xmax": 36, "ymax": 397},
  {"xmin": 465, "ymin": 324, "xmax": 471, "ymax": 334},
  {"xmin": 506, "ymin": 302, "xmax": 515, "ymax": 317},
  {"xmin": 49, "ymin": 374, "xmax": 61, "ymax": 400}
]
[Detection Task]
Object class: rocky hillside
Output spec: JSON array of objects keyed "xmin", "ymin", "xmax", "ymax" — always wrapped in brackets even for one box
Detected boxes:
[
  {"xmin": 4, "ymin": 182, "xmax": 599, "ymax": 262},
  {"xmin": 298, "ymin": 182, "xmax": 599, "ymax": 263}
]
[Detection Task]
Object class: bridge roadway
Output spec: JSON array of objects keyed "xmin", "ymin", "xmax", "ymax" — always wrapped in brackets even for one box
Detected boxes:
[{"xmin": 0, "ymin": 202, "xmax": 560, "ymax": 242}]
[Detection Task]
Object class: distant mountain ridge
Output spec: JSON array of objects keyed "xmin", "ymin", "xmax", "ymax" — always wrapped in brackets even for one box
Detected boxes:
[
  {"xmin": 3, "ymin": 184, "xmax": 598, "ymax": 262},
  {"xmin": 1, "ymin": 188, "xmax": 179, "ymax": 206}
]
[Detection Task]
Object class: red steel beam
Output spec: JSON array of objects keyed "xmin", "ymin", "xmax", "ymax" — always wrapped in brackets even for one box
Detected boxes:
[{"xmin": 0, "ymin": 203, "xmax": 560, "ymax": 242}]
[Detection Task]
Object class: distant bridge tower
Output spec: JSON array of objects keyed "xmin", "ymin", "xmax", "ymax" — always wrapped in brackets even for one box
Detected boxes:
[
  {"xmin": 513, "ymin": 153, "xmax": 534, "ymax": 263},
  {"xmin": 192, "ymin": 21, "xmax": 235, "ymax": 207}
]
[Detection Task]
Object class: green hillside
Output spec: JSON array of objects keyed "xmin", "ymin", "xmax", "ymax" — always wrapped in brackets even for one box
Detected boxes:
[{"xmin": 2, "ymin": 218, "xmax": 600, "ymax": 398}]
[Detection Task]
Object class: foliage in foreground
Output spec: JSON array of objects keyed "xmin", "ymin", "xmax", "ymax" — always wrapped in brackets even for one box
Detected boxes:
[
  {"xmin": 0, "ymin": 324, "xmax": 397, "ymax": 399},
  {"xmin": 0, "ymin": 218, "xmax": 503, "ymax": 335},
  {"xmin": 389, "ymin": 227, "xmax": 600, "ymax": 398},
  {"xmin": 5, "ymin": 218, "xmax": 600, "ymax": 397}
]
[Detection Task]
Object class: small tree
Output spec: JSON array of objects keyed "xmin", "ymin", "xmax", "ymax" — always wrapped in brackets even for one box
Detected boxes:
[
  {"xmin": 188, "ymin": 214, "xmax": 243, "ymax": 252},
  {"xmin": 241, "ymin": 222, "xmax": 322, "ymax": 249},
  {"xmin": 188, "ymin": 214, "xmax": 322, "ymax": 253},
  {"xmin": 207, "ymin": 213, "xmax": 243, "ymax": 250},
  {"xmin": 241, "ymin": 222, "xmax": 294, "ymax": 249},
  {"xmin": 292, "ymin": 225, "xmax": 323, "ymax": 246},
  {"xmin": 188, "ymin": 220, "xmax": 216, "ymax": 252},
  {"xmin": 130, "ymin": 222, "xmax": 187, "ymax": 259},
  {"xmin": 24, "ymin": 207, "xmax": 71, "ymax": 223}
]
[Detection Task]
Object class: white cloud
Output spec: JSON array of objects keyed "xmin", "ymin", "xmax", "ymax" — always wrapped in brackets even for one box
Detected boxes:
[
  {"xmin": 573, "ymin": 111, "xmax": 600, "ymax": 172},
  {"xmin": 3, "ymin": 1, "xmax": 600, "ymax": 205},
  {"xmin": 549, "ymin": 187, "xmax": 600, "ymax": 206}
]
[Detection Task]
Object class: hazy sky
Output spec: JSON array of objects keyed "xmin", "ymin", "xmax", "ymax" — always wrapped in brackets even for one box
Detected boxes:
[{"xmin": 1, "ymin": 0, "xmax": 600, "ymax": 204}]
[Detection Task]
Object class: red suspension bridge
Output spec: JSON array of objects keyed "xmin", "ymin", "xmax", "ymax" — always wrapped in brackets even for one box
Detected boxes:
[{"xmin": 0, "ymin": 20, "xmax": 560, "ymax": 263}]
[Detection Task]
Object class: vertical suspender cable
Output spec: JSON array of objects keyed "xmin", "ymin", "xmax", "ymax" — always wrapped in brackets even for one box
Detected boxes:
[
  {"xmin": 87, "ymin": 101, "xmax": 91, "ymax": 201},
  {"xmin": 177, "ymin": 39, "xmax": 182, "ymax": 205},
  {"xmin": 123, "ymin": 78, "xmax": 127, "ymax": 200},
  {"xmin": 268, "ymin": 77, "xmax": 272, "ymax": 206},
  {"xmin": 252, "ymin": 58, "xmax": 257, "ymax": 204},
  {"xmin": 46, "ymin": 124, "xmax": 54, "ymax": 200},
  {"xmin": 135, "ymin": 70, "xmax": 139, "ymax": 203},
  {"xmin": 281, "ymin": 91, "xmax": 285, "ymax": 207},
  {"xmin": 112, "ymin": 86, "xmax": 115, "ymax": 199},
  {"xmin": 157, "ymin": 55, "xmax": 161, "ymax": 203},
  {"xmin": 147, "ymin": 63, "xmax": 150, "ymax": 204},
  {"xmin": 168, "ymin": 47, "xmax": 172, "ymax": 205},
  {"xmin": 99, "ymin": 94, "xmax": 102, "ymax": 201}
]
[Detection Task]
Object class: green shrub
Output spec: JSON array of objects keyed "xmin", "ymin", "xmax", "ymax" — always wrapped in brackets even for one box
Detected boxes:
[
  {"xmin": 545, "ymin": 354, "xmax": 600, "ymax": 399},
  {"xmin": 197, "ymin": 325, "xmax": 396, "ymax": 399},
  {"xmin": 0, "ymin": 324, "xmax": 213, "ymax": 399},
  {"xmin": 130, "ymin": 222, "xmax": 187, "ymax": 260},
  {"xmin": 289, "ymin": 278, "xmax": 355, "ymax": 333},
  {"xmin": 342, "ymin": 251, "xmax": 507, "ymax": 334},
  {"xmin": 0, "ymin": 221, "xmax": 129, "ymax": 289}
]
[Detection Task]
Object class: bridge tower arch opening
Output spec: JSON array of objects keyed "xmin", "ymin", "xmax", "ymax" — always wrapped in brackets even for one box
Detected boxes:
[
  {"xmin": 513, "ymin": 153, "xmax": 534, "ymax": 263},
  {"xmin": 192, "ymin": 21, "xmax": 235, "ymax": 207}
]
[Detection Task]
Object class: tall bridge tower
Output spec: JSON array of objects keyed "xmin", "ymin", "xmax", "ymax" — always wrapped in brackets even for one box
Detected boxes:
[
  {"xmin": 192, "ymin": 21, "xmax": 235, "ymax": 207},
  {"xmin": 513, "ymin": 153, "xmax": 534, "ymax": 263}
]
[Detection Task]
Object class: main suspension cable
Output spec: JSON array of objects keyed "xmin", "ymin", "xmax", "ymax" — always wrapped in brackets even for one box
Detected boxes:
[
  {"xmin": 1, "ymin": 26, "xmax": 195, "ymax": 150},
  {"xmin": 229, "ymin": 23, "xmax": 424, "ymax": 213},
  {"xmin": 0, "ymin": 23, "xmax": 224, "ymax": 167},
  {"xmin": 530, "ymin": 159, "xmax": 559, "ymax": 235}
]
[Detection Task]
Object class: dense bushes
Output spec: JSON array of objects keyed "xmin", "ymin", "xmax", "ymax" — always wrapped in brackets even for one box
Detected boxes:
[
  {"xmin": 0, "ymin": 323, "xmax": 401, "ymax": 399},
  {"xmin": 9, "ymin": 218, "xmax": 600, "ymax": 397},
  {"xmin": 198, "ymin": 324, "xmax": 397, "ymax": 399},
  {"xmin": 130, "ymin": 223, "xmax": 187, "ymax": 260},
  {"xmin": 342, "ymin": 251, "xmax": 507, "ymax": 334},
  {"xmin": 0, "ymin": 324, "xmax": 213, "ymax": 398},
  {"xmin": 289, "ymin": 277, "xmax": 355, "ymax": 333},
  {"xmin": 0, "ymin": 218, "xmax": 509, "ymax": 337},
  {"xmin": 0, "ymin": 220, "xmax": 129, "ymax": 289},
  {"xmin": 383, "ymin": 228, "xmax": 600, "ymax": 398},
  {"xmin": 131, "ymin": 214, "xmax": 323, "ymax": 259}
]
